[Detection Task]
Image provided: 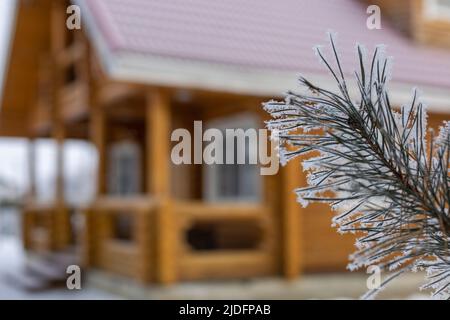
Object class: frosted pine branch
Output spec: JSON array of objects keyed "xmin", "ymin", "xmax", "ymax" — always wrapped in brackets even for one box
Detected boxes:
[{"xmin": 264, "ymin": 35, "xmax": 450, "ymax": 299}]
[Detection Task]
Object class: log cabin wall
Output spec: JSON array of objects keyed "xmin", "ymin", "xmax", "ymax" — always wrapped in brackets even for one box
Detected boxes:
[
  {"xmin": 365, "ymin": 0, "xmax": 416, "ymax": 36},
  {"xmin": 413, "ymin": 0, "xmax": 450, "ymax": 48},
  {"xmin": 83, "ymin": 88, "xmax": 297, "ymax": 283},
  {"xmin": 0, "ymin": 0, "xmax": 52, "ymax": 137},
  {"xmin": 21, "ymin": 0, "xmax": 94, "ymax": 253},
  {"xmin": 365, "ymin": 0, "xmax": 450, "ymax": 48},
  {"xmin": 168, "ymin": 94, "xmax": 283, "ymax": 281}
]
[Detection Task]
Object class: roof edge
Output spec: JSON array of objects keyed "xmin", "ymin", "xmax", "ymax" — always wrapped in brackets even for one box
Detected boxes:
[
  {"xmin": 108, "ymin": 51, "xmax": 450, "ymax": 114},
  {"xmin": 77, "ymin": 0, "xmax": 450, "ymax": 114},
  {"xmin": 74, "ymin": 0, "xmax": 117, "ymax": 79}
]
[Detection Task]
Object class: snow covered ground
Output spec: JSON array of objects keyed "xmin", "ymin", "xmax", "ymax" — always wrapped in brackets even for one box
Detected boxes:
[
  {"xmin": 0, "ymin": 205, "xmax": 118, "ymax": 300},
  {"xmin": 0, "ymin": 209, "xmax": 431, "ymax": 300},
  {"xmin": 0, "ymin": 236, "xmax": 431, "ymax": 300},
  {"xmin": 0, "ymin": 237, "xmax": 119, "ymax": 300},
  {"xmin": 89, "ymin": 266, "xmax": 431, "ymax": 300}
]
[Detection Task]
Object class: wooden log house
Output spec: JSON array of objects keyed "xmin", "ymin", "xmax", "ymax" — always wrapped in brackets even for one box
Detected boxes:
[{"xmin": 0, "ymin": 0, "xmax": 449, "ymax": 285}]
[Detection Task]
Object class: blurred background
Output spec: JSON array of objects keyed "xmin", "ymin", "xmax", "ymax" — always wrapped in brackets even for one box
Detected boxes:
[{"xmin": 0, "ymin": 0, "xmax": 449, "ymax": 299}]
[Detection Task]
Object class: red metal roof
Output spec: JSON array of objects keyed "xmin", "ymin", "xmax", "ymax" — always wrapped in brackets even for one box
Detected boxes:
[{"xmin": 80, "ymin": 0, "xmax": 450, "ymax": 90}]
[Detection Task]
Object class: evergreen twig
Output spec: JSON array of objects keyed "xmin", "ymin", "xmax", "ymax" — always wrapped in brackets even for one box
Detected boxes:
[{"xmin": 264, "ymin": 34, "xmax": 450, "ymax": 299}]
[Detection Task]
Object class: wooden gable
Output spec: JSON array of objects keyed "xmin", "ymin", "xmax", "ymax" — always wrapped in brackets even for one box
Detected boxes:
[{"xmin": 0, "ymin": 0, "xmax": 52, "ymax": 137}]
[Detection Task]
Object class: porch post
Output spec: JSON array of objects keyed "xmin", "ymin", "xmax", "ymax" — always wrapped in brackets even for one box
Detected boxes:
[
  {"xmin": 53, "ymin": 105, "xmax": 70, "ymax": 250},
  {"xmin": 282, "ymin": 157, "xmax": 303, "ymax": 279},
  {"xmin": 27, "ymin": 138, "xmax": 36, "ymax": 200},
  {"xmin": 54, "ymin": 118, "xmax": 65, "ymax": 205},
  {"xmin": 147, "ymin": 90, "xmax": 176, "ymax": 284},
  {"xmin": 82, "ymin": 100, "xmax": 105, "ymax": 267},
  {"xmin": 23, "ymin": 137, "xmax": 37, "ymax": 250},
  {"xmin": 90, "ymin": 104, "xmax": 106, "ymax": 196}
]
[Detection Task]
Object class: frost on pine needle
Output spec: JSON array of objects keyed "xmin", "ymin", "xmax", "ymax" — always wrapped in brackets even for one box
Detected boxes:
[{"xmin": 263, "ymin": 34, "xmax": 450, "ymax": 299}]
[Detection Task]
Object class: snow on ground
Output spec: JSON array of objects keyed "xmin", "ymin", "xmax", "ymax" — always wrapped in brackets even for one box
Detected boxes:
[
  {"xmin": 0, "ymin": 209, "xmax": 431, "ymax": 300},
  {"xmin": 0, "ymin": 237, "xmax": 119, "ymax": 300},
  {"xmin": 0, "ymin": 235, "xmax": 432, "ymax": 300}
]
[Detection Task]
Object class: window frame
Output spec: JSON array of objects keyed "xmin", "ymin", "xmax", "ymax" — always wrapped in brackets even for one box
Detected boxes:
[
  {"xmin": 107, "ymin": 139, "xmax": 142, "ymax": 196},
  {"xmin": 425, "ymin": 0, "xmax": 450, "ymax": 20},
  {"xmin": 203, "ymin": 112, "xmax": 262, "ymax": 203}
]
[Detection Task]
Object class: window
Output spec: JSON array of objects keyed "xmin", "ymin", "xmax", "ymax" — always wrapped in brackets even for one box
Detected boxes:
[
  {"xmin": 63, "ymin": 140, "xmax": 97, "ymax": 206},
  {"xmin": 437, "ymin": 0, "xmax": 450, "ymax": 7},
  {"xmin": 107, "ymin": 140, "xmax": 142, "ymax": 196},
  {"xmin": 203, "ymin": 113, "xmax": 261, "ymax": 202},
  {"xmin": 426, "ymin": 0, "xmax": 450, "ymax": 19}
]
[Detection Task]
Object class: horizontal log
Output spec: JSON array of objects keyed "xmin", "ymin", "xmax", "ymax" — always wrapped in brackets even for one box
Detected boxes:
[
  {"xmin": 59, "ymin": 81, "xmax": 89, "ymax": 122},
  {"xmin": 55, "ymin": 42, "xmax": 86, "ymax": 68},
  {"xmin": 174, "ymin": 201, "xmax": 268, "ymax": 220},
  {"xmin": 90, "ymin": 196, "xmax": 159, "ymax": 212},
  {"xmin": 23, "ymin": 200, "xmax": 60, "ymax": 213},
  {"xmin": 97, "ymin": 82, "xmax": 142, "ymax": 107},
  {"xmin": 179, "ymin": 250, "xmax": 275, "ymax": 280}
]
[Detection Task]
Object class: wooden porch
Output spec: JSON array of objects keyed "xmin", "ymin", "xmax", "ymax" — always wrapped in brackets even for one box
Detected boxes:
[
  {"xmin": 23, "ymin": 39, "xmax": 304, "ymax": 283},
  {"xmin": 74, "ymin": 87, "xmax": 302, "ymax": 284}
]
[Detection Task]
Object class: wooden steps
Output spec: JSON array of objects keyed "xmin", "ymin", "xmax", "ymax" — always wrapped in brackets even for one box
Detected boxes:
[{"xmin": 3, "ymin": 249, "xmax": 78, "ymax": 292}]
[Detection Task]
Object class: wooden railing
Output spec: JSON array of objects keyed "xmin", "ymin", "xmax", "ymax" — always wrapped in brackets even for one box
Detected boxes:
[
  {"xmin": 22, "ymin": 201, "xmax": 71, "ymax": 252},
  {"xmin": 174, "ymin": 201, "xmax": 277, "ymax": 281},
  {"xmin": 83, "ymin": 197, "xmax": 277, "ymax": 283},
  {"xmin": 82, "ymin": 196, "xmax": 158, "ymax": 282}
]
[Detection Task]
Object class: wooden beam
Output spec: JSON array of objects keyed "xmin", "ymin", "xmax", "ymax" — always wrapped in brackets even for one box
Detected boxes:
[
  {"xmin": 282, "ymin": 157, "xmax": 303, "ymax": 279},
  {"xmin": 174, "ymin": 201, "xmax": 266, "ymax": 220},
  {"xmin": 92, "ymin": 196, "xmax": 158, "ymax": 212},
  {"xmin": 147, "ymin": 90, "xmax": 176, "ymax": 284}
]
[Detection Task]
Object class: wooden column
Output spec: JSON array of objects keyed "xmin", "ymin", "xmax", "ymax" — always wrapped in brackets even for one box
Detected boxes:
[
  {"xmin": 50, "ymin": 7, "xmax": 70, "ymax": 249},
  {"xmin": 80, "ymin": 104, "xmax": 106, "ymax": 267},
  {"xmin": 83, "ymin": 104, "xmax": 104, "ymax": 265},
  {"xmin": 54, "ymin": 119, "xmax": 65, "ymax": 205},
  {"xmin": 136, "ymin": 208, "xmax": 153, "ymax": 282},
  {"xmin": 90, "ymin": 104, "xmax": 106, "ymax": 196},
  {"xmin": 81, "ymin": 208, "xmax": 94, "ymax": 267},
  {"xmin": 147, "ymin": 91, "xmax": 170, "ymax": 196},
  {"xmin": 147, "ymin": 90, "xmax": 175, "ymax": 284},
  {"xmin": 23, "ymin": 138, "xmax": 36, "ymax": 250},
  {"xmin": 282, "ymin": 157, "xmax": 303, "ymax": 279},
  {"xmin": 27, "ymin": 138, "xmax": 37, "ymax": 200},
  {"xmin": 53, "ymin": 101, "xmax": 70, "ymax": 250},
  {"xmin": 83, "ymin": 47, "xmax": 101, "ymax": 269},
  {"xmin": 50, "ymin": 0, "xmax": 65, "ymax": 54}
]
